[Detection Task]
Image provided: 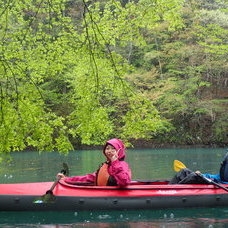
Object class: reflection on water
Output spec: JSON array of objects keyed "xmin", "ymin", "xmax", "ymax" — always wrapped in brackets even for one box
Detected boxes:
[
  {"xmin": 0, "ymin": 148, "xmax": 228, "ymax": 227},
  {"xmin": 1, "ymin": 208, "xmax": 228, "ymax": 227}
]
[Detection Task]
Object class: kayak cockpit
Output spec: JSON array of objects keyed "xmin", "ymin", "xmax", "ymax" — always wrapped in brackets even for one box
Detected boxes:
[{"xmin": 59, "ymin": 179, "xmax": 169, "ymax": 188}]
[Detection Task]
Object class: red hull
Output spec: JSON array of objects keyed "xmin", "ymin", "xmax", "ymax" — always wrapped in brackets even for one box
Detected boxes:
[
  {"xmin": 0, "ymin": 180, "xmax": 227, "ymax": 196},
  {"xmin": 0, "ymin": 180, "xmax": 228, "ymax": 211}
]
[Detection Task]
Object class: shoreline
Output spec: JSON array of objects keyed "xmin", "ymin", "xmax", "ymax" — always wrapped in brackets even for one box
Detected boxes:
[
  {"xmin": 23, "ymin": 140, "xmax": 228, "ymax": 152},
  {"xmin": 78, "ymin": 142, "xmax": 228, "ymax": 150}
]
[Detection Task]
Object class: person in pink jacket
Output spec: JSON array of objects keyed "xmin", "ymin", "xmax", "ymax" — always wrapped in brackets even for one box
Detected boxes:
[{"xmin": 57, "ymin": 138, "xmax": 131, "ymax": 186}]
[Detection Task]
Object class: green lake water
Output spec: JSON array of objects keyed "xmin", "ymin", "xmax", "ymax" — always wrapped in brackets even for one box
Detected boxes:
[{"xmin": 0, "ymin": 147, "xmax": 228, "ymax": 227}]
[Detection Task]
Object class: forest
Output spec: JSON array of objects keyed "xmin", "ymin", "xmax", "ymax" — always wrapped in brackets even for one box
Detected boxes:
[{"xmin": 0, "ymin": 0, "xmax": 227, "ymax": 158}]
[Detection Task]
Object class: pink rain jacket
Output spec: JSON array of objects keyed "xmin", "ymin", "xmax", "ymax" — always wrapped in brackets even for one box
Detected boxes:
[{"xmin": 64, "ymin": 138, "xmax": 131, "ymax": 186}]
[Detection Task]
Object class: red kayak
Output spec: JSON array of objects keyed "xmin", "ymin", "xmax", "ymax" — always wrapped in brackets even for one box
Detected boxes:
[{"xmin": 0, "ymin": 179, "xmax": 228, "ymax": 211}]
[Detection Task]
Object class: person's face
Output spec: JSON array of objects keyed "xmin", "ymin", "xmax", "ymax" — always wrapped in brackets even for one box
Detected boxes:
[{"xmin": 104, "ymin": 145, "xmax": 118, "ymax": 161}]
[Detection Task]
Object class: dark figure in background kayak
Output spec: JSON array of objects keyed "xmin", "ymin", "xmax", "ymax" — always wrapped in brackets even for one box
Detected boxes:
[
  {"xmin": 170, "ymin": 152, "xmax": 228, "ymax": 184},
  {"xmin": 57, "ymin": 138, "xmax": 132, "ymax": 186}
]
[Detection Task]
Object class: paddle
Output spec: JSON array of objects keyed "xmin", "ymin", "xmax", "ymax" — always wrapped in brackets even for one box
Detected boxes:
[
  {"xmin": 173, "ymin": 160, "xmax": 186, "ymax": 172},
  {"xmin": 33, "ymin": 162, "xmax": 69, "ymax": 204},
  {"xmin": 173, "ymin": 160, "xmax": 228, "ymax": 192}
]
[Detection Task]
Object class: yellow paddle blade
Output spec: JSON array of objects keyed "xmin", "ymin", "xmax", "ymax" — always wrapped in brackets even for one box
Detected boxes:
[{"xmin": 173, "ymin": 160, "xmax": 186, "ymax": 172}]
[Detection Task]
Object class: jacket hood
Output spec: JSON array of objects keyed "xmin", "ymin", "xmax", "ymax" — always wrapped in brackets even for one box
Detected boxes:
[{"xmin": 103, "ymin": 138, "xmax": 126, "ymax": 160}]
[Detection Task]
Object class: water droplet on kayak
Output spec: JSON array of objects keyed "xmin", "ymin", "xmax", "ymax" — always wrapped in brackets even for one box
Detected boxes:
[
  {"xmin": 170, "ymin": 213, "xmax": 174, "ymax": 219},
  {"xmin": 98, "ymin": 214, "xmax": 111, "ymax": 219}
]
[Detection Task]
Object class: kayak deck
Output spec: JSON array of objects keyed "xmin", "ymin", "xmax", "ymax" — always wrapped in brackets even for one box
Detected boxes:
[{"xmin": 0, "ymin": 179, "xmax": 227, "ymax": 196}]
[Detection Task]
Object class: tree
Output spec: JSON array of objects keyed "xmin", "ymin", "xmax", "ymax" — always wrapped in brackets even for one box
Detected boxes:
[
  {"xmin": 125, "ymin": 0, "xmax": 228, "ymax": 145},
  {"xmin": 0, "ymin": 0, "xmax": 184, "ymax": 158}
]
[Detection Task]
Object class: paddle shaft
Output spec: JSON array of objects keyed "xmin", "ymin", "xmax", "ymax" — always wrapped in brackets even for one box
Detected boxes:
[
  {"xmin": 46, "ymin": 176, "xmax": 61, "ymax": 194},
  {"xmin": 46, "ymin": 163, "xmax": 69, "ymax": 194},
  {"xmin": 196, "ymin": 173, "xmax": 228, "ymax": 192},
  {"xmin": 46, "ymin": 164, "xmax": 69, "ymax": 194},
  {"xmin": 33, "ymin": 163, "xmax": 69, "ymax": 204}
]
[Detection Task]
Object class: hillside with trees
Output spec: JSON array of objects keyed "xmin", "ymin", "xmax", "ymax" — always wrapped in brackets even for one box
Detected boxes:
[
  {"xmin": 0, "ymin": 0, "xmax": 227, "ymax": 158},
  {"xmin": 127, "ymin": 0, "xmax": 228, "ymax": 146}
]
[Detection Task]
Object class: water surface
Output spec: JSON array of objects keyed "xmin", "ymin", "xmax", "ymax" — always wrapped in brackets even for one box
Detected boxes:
[{"xmin": 0, "ymin": 147, "xmax": 227, "ymax": 227}]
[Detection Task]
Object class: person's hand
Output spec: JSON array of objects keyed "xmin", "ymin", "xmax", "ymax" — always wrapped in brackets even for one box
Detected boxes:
[
  {"xmin": 106, "ymin": 149, "xmax": 120, "ymax": 162},
  {"xmin": 195, "ymin": 170, "xmax": 201, "ymax": 175},
  {"xmin": 57, "ymin": 173, "xmax": 66, "ymax": 180},
  {"xmin": 110, "ymin": 150, "xmax": 118, "ymax": 162}
]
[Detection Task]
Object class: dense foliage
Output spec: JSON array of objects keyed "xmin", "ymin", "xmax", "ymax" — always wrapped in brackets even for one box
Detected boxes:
[
  {"xmin": 127, "ymin": 0, "xmax": 228, "ymax": 145},
  {"xmin": 0, "ymin": 0, "xmax": 227, "ymax": 157}
]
